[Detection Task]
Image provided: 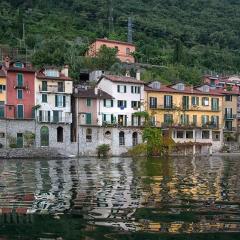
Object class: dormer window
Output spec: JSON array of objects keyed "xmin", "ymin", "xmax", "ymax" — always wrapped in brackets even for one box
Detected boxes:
[
  {"xmin": 152, "ymin": 81, "xmax": 161, "ymax": 89},
  {"xmin": 176, "ymin": 83, "xmax": 185, "ymax": 91},
  {"xmin": 45, "ymin": 69, "xmax": 59, "ymax": 77},
  {"xmin": 202, "ymin": 85, "xmax": 210, "ymax": 92},
  {"xmin": 15, "ymin": 62, "xmax": 23, "ymax": 68}
]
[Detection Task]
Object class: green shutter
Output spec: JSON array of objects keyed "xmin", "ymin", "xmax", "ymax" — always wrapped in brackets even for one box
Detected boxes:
[
  {"xmin": 117, "ymin": 85, "xmax": 120, "ymax": 92},
  {"xmin": 48, "ymin": 111, "xmax": 51, "ymax": 122},
  {"xmin": 39, "ymin": 110, "xmax": 42, "ymax": 121},
  {"xmin": 111, "ymin": 100, "xmax": 113, "ymax": 107},
  {"xmin": 17, "ymin": 73, "xmax": 23, "ymax": 87},
  {"xmin": 17, "ymin": 105, "xmax": 24, "ymax": 119},
  {"xmin": 63, "ymin": 96, "xmax": 66, "ymax": 107},
  {"xmin": 103, "ymin": 99, "xmax": 106, "ymax": 107},
  {"xmin": 124, "ymin": 86, "xmax": 127, "ymax": 93},
  {"xmin": 86, "ymin": 113, "xmax": 92, "ymax": 124},
  {"xmin": 55, "ymin": 95, "xmax": 58, "ymax": 107}
]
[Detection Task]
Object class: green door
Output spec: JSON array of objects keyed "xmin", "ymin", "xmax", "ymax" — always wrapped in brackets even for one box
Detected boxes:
[
  {"xmin": 53, "ymin": 111, "xmax": 59, "ymax": 123},
  {"xmin": 86, "ymin": 113, "xmax": 92, "ymax": 124},
  {"xmin": 16, "ymin": 133, "xmax": 23, "ymax": 148},
  {"xmin": 0, "ymin": 102, "xmax": 4, "ymax": 118}
]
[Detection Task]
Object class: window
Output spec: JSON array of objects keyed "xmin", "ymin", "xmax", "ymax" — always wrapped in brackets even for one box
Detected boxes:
[
  {"xmin": 175, "ymin": 83, "xmax": 185, "ymax": 91},
  {"xmin": 86, "ymin": 128, "xmax": 92, "ymax": 142},
  {"xmin": 86, "ymin": 98, "xmax": 92, "ymax": 107},
  {"xmin": 149, "ymin": 97, "xmax": 157, "ymax": 108},
  {"xmin": 202, "ymin": 130, "xmax": 210, "ymax": 139},
  {"xmin": 53, "ymin": 111, "xmax": 62, "ymax": 123},
  {"xmin": 42, "ymin": 94, "xmax": 48, "ymax": 103},
  {"xmin": 117, "ymin": 85, "xmax": 127, "ymax": 93},
  {"xmin": 119, "ymin": 131, "xmax": 125, "ymax": 146},
  {"xmin": 17, "ymin": 105, "xmax": 24, "ymax": 119},
  {"xmin": 164, "ymin": 95, "xmax": 173, "ymax": 109},
  {"xmin": 86, "ymin": 113, "xmax": 92, "ymax": 124},
  {"xmin": 149, "ymin": 116, "xmax": 156, "ymax": 126},
  {"xmin": 118, "ymin": 100, "xmax": 127, "ymax": 108},
  {"xmin": 186, "ymin": 131, "xmax": 193, "ymax": 139},
  {"xmin": 55, "ymin": 95, "xmax": 66, "ymax": 107},
  {"xmin": 191, "ymin": 96, "xmax": 199, "ymax": 106},
  {"xmin": 131, "ymin": 86, "xmax": 140, "ymax": 94},
  {"xmin": 202, "ymin": 97, "xmax": 209, "ymax": 106},
  {"xmin": 103, "ymin": 99, "xmax": 113, "ymax": 108},
  {"xmin": 182, "ymin": 96, "xmax": 189, "ymax": 110},
  {"xmin": 39, "ymin": 110, "xmax": 51, "ymax": 122},
  {"xmin": 225, "ymin": 121, "xmax": 233, "ymax": 130},
  {"xmin": 202, "ymin": 115, "xmax": 209, "ymax": 125},
  {"xmin": 118, "ymin": 115, "xmax": 127, "ymax": 126},
  {"xmin": 131, "ymin": 101, "xmax": 140, "ymax": 109},
  {"xmin": 42, "ymin": 81, "xmax": 48, "ymax": 91},
  {"xmin": 103, "ymin": 114, "xmax": 114, "ymax": 124},
  {"xmin": 225, "ymin": 95, "xmax": 232, "ymax": 101},
  {"xmin": 40, "ymin": 126, "xmax": 49, "ymax": 146},
  {"xmin": 0, "ymin": 132, "xmax": 5, "ymax": 138},
  {"xmin": 132, "ymin": 115, "xmax": 140, "ymax": 126},
  {"xmin": 17, "ymin": 73, "xmax": 23, "ymax": 87},
  {"xmin": 211, "ymin": 98, "xmax": 219, "ymax": 111},
  {"xmin": 15, "ymin": 62, "xmax": 23, "ymax": 68},
  {"xmin": 132, "ymin": 132, "xmax": 138, "ymax": 146},
  {"xmin": 126, "ymin": 48, "xmax": 130, "ymax": 55},
  {"xmin": 164, "ymin": 114, "xmax": 173, "ymax": 124},
  {"xmin": 193, "ymin": 115, "xmax": 197, "ymax": 126},
  {"xmin": 225, "ymin": 108, "xmax": 233, "ymax": 119},
  {"xmin": 202, "ymin": 85, "xmax": 210, "ymax": 92},
  {"xmin": 180, "ymin": 114, "xmax": 189, "ymax": 125},
  {"xmin": 17, "ymin": 89, "xmax": 23, "ymax": 99},
  {"xmin": 0, "ymin": 85, "xmax": 6, "ymax": 92},
  {"xmin": 0, "ymin": 101, "xmax": 4, "ymax": 118},
  {"xmin": 177, "ymin": 131, "xmax": 184, "ymax": 138},
  {"xmin": 211, "ymin": 116, "xmax": 219, "ymax": 127},
  {"xmin": 57, "ymin": 127, "xmax": 63, "ymax": 142},
  {"xmin": 16, "ymin": 133, "xmax": 23, "ymax": 148},
  {"xmin": 58, "ymin": 82, "xmax": 64, "ymax": 92}
]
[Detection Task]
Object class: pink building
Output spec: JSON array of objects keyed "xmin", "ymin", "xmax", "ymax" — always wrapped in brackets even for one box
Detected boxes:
[{"xmin": 87, "ymin": 38, "xmax": 136, "ymax": 63}]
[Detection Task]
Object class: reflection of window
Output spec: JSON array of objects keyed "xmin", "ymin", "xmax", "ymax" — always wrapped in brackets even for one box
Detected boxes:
[{"xmin": 86, "ymin": 128, "xmax": 92, "ymax": 142}]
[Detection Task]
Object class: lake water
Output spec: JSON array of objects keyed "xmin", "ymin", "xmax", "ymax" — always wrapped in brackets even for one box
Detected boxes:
[{"xmin": 0, "ymin": 156, "xmax": 240, "ymax": 239}]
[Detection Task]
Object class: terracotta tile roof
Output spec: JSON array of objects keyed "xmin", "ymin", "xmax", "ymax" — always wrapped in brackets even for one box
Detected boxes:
[
  {"xmin": 100, "ymin": 74, "xmax": 144, "ymax": 84},
  {"xmin": 7, "ymin": 66, "xmax": 36, "ymax": 73},
  {"xmin": 95, "ymin": 38, "xmax": 135, "ymax": 47},
  {"xmin": 36, "ymin": 72, "xmax": 71, "ymax": 81},
  {"xmin": 74, "ymin": 87, "xmax": 114, "ymax": 99},
  {"xmin": 144, "ymin": 85, "xmax": 223, "ymax": 96}
]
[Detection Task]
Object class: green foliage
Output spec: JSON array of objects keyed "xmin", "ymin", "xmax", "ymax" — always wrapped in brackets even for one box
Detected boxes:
[
  {"xmin": 23, "ymin": 131, "xmax": 35, "ymax": 147},
  {"xmin": 7, "ymin": 135, "xmax": 17, "ymax": 148},
  {"xmin": 97, "ymin": 144, "xmax": 110, "ymax": 157},
  {"xmin": 128, "ymin": 143, "xmax": 147, "ymax": 157},
  {"xmin": 2, "ymin": 0, "xmax": 240, "ymax": 82}
]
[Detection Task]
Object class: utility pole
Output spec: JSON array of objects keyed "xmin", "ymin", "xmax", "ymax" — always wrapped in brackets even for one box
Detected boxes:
[
  {"xmin": 128, "ymin": 17, "xmax": 133, "ymax": 43},
  {"xmin": 108, "ymin": 0, "xmax": 114, "ymax": 35}
]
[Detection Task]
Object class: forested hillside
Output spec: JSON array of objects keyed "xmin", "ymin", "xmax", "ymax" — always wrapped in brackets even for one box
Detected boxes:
[{"xmin": 1, "ymin": 0, "xmax": 240, "ymax": 83}]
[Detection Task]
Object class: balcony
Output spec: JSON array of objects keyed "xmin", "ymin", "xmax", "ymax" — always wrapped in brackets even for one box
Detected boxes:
[
  {"xmin": 14, "ymin": 84, "xmax": 29, "ymax": 90},
  {"xmin": 202, "ymin": 123, "xmax": 219, "ymax": 129},
  {"xmin": 37, "ymin": 113, "xmax": 72, "ymax": 124},
  {"xmin": 39, "ymin": 85, "xmax": 65, "ymax": 93},
  {"xmin": 149, "ymin": 104, "xmax": 175, "ymax": 110},
  {"xmin": 223, "ymin": 127, "xmax": 237, "ymax": 132},
  {"xmin": 224, "ymin": 114, "xmax": 236, "ymax": 120}
]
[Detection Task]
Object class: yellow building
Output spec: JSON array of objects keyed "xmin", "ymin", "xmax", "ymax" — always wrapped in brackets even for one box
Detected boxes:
[
  {"xmin": 0, "ymin": 69, "xmax": 6, "ymax": 118},
  {"xmin": 145, "ymin": 82, "xmax": 224, "ymax": 154}
]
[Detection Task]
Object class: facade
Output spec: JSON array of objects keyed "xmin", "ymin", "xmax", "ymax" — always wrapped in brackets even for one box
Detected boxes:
[
  {"xmin": 35, "ymin": 66, "xmax": 73, "ymax": 124},
  {"xmin": 3, "ymin": 57, "xmax": 35, "ymax": 119},
  {"xmin": 72, "ymin": 74, "xmax": 145, "ymax": 156},
  {"xmin": 145, "ymin": 82, "xmax": 224, "ymax": 154},
  {"xmin": 86, "ymin": 38, "xmax": 136, "ymax": 63},
  {"xmin": 0, "ymin": 68, "xmax": 6, "ymax": 119}
]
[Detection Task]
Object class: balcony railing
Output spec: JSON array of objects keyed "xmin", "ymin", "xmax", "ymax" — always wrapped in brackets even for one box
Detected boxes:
[
  {"xmin": 39, "ymin": 85, "xmax": 65, "ymax": 93},
  {"xmin": 224, "ymin": 114, "xmax": 236, "ymax": 120},
  {"xmin": 37, "ymin": 113, "xmax": 72, "ymax": 124},
  {"xmin": 223, "ymin": 127, "xmax": 237, "ymax": 132}
]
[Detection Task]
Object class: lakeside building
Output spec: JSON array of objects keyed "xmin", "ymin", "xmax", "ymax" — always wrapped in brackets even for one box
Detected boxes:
[
  {"xmin": 145, "ymin": 82, "xmax": 224, "ymax": 154},
  {"xmin": 72, "ymin": 74, "xmax": 145, "ymax": 156},
  {"xmin": 0, "ymin": 67, "xmax": 6, "ymax": 119},
  {"xmin": 86, "ymin": 38, "xmax": 136, "ymax": 63}
]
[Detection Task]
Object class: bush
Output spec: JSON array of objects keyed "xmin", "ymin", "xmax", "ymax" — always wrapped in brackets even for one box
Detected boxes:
[
  {"xmin": 97, "ymin": 144, "xmax": 110, "ymax": 158},
  {"xmin": 128, "ymin": 143, "xmax": 147, "ymax": 157}
]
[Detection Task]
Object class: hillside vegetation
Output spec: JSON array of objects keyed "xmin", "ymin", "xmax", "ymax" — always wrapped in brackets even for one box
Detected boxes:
[{"xmin": 1, "ymin": 0, "xmax": 240, "ymax": 83}]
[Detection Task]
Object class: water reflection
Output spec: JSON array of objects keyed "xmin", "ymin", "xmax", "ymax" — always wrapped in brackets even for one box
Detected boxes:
[{"xmin": 0, "ymin": 156, "xmax": 240, "ymax": 235}]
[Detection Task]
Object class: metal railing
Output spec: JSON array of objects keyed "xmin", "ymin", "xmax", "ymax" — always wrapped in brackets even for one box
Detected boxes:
[{"xmin": 39, "ymin": 85, "xmax": 65, "ymax": 93}]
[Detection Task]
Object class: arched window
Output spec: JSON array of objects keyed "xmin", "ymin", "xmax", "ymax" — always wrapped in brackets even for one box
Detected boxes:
[
  {"xmin": 132, "ymin": 132, "xmax": 138, "ymax": 146},
  {"xmin": 119, "ymin": 131, "xmax": 125, "ymax": 146},
  {"xmin": 40, "ymin": 126, "xmax": 49, "ymax": 146},
  {"xmin": 57, "ymin": 126, "xmax": 63, "ymax": 142}
]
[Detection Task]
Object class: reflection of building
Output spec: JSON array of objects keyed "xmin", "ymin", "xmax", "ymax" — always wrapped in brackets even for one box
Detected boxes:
[
  {"xmin": 86, "ymin": 38, "xmax": 136, "ymax": 63},
  {"xmin": 145, "ymin": 82, "xmax": 224, "ymax": 154}
]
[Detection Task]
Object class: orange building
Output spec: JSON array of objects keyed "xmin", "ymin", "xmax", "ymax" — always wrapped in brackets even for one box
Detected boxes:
[{"xmin": 87, "ymin": 38, "xmax": 136, "ymax": 63}]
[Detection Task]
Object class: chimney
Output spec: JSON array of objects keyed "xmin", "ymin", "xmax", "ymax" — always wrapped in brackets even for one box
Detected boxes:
[
  {"xmin": 4, "ymin": 56, "xmax": 10, "ymax": 69},
  {"xmin": 136, "ymin": 68, "xmax": 141, "ymax": 81},
  {"xmin": 61, "ymin": 65, "xmax": 69, "ymax": 77},
  {"xmin": 191, "ymin": 85, "xmax": 194, "ymax": 93},
  {"xmin": 94, "ymin": 86, "xmax": 99, "ymax": 95}
]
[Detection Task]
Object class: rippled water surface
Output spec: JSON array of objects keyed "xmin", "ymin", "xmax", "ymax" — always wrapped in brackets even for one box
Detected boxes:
[{"xmin": 0, "ymin": 156, "xmax": 240, "ymax": 239}]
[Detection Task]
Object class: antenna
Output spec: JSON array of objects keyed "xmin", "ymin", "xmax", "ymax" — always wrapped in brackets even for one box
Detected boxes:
[
  {"xmin": 108, "ymin": 0, "xmax": 114, "ymax": 34},
  {"xmin": 128, "ymin": 17, "xmax": 133, "ymax": 43}
]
